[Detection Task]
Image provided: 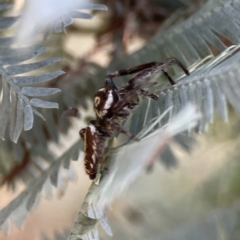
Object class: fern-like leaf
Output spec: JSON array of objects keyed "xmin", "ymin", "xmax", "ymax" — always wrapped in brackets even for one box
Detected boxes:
[
  {"xmin": 0, "ymin": 140, "xmax": 81, "ymax": 230},
  {"xmin": 0, "ymin": 53, "xmax": 64, "ymax": 142},
  {"xmin": 17, "ymin": 1, "xmax": 107, "ymax": 42}
]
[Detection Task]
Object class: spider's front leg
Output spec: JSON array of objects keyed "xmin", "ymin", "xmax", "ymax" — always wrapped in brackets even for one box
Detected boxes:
[
  {"xmin": 105, "ymin": 57, "xmax": 189, "ymax": 90},
  {"xmin": 105, "ymin": 62, "xmax": 158, "ymax": 89},
  {"xmin": 128, "ymin": 57, "xmax": 189, "ymax": 87}
]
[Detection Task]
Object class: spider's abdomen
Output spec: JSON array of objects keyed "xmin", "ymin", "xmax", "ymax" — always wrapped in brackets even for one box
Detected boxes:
[
  {"xmin": 81, "ymin": 123, "xmax": 108, "ymax": 179},
  {"xmin": 94, "ymin": 87, "xmax": 119, "ymax": 119},
  {"xmin": 83, "ymin": 124, "xmax": 98, "ymax": 179}
]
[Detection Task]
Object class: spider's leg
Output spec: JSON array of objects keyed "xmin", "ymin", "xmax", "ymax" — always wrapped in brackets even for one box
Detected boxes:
[
  {"xmin": 166, "ymin": 57, "xmax": 189, "ymax": 76},
  {"xmin": 113, "ymin": 90, "xmax": 139, "ymax": 114},
  {"xmin": 115, "ymin": 109, "xmax": 130, "ymax": 118},
  {"xmin": 109, "ymin": 121, "xmax": 139, "ymax": 141},
  {"xmin": 98, "ymin": 155, "xmax": 108, "ymax": 172},
  {"xmin": 128, "ymin": 57, "xmax": 189, "ymax": 87},
  {"xmin": 162, "ymin": 69, "xmax": 175, "ymax": 85},
  {"xmin": 105, "ymin": 62, "xmax": 158, "ymax": 89},
  {"xmin": 108, "ymin": 62, "xmax": 158, "ymax": 78},
  {"xmin": 140, "ymin": 89, "xmax": 158, "ymax": 100}
]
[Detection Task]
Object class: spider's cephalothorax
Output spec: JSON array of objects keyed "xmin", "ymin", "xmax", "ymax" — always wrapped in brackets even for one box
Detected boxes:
[
  {"xmin": 94, "ymin": 86, "xmax": 119, "ymax": 119},
  {"xmin": 80, "ymin": 57, "xmax": 189, "ymax": 180}
]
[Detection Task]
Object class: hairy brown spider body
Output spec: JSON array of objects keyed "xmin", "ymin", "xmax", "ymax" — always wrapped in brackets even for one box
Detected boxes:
[{"xmin": 80, "ymin": 57, "xmax": 189, "ymax": 180}]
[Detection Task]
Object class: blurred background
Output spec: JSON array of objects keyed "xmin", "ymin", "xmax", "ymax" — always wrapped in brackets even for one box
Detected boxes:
[{"xmin": 1, "ymin": 0, "xmax": 240, "ymax": 239}]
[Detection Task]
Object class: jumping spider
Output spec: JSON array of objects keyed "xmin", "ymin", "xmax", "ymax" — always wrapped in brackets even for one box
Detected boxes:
[{"xmin": 79, "ymin": 57, "xmax": 189, "ymax": 180}]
